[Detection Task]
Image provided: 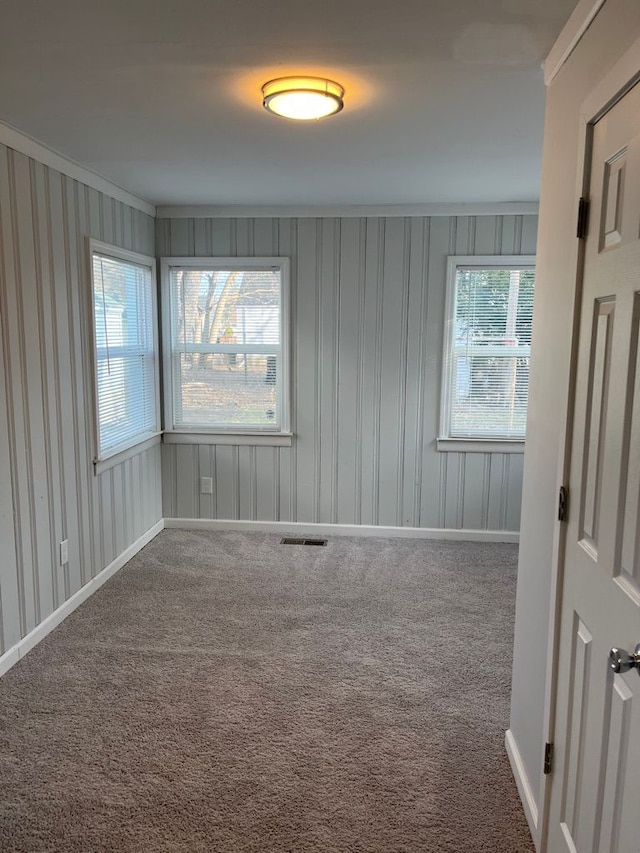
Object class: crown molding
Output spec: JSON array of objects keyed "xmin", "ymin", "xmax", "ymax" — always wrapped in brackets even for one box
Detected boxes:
[
  {"xmin": 544, "ymin": 0, "xmax": 607, "ymax": 87},
  {"xmin": 0, "ymin": 121, "xmax": 542, "ymax": 221},
  {"xmin": 156, "ymin": 202, "xmax": 539, "ymax": 219},
  {"xmin": 0, "ymin": 121, "xmax": 156, "ymax": 217}
]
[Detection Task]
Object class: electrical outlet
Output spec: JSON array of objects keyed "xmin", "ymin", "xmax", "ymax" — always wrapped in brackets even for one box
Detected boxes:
[
  {"xmin": 200, "ymin": 476, "xmax": 213, "ymax": 494},
  {"xmin": 59, "ymin": 539, "xmax": 69, "ymax": 566}
]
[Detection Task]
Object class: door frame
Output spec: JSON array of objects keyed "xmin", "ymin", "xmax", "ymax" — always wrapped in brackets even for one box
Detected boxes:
[{"xmin": 538, "ymin": 36, "xmax": 640, "ymax": 852}]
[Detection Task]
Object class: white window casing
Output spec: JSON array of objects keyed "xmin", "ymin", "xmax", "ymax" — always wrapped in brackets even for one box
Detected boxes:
[
  {"xmin": 89, "ymin": 240, "xmax": 160, "ymax": 467},
  {"xmin": 439, "ymin": 255, "xmax": 535, "ymax": 450},
  {"xmin": 161, "ymin": 257, "xmax": 290, "ymax": 439}
]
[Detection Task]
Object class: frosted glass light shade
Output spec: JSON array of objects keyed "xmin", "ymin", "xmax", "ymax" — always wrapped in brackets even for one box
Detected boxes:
[{"xmin": 262, "ymin": 77, "xmax": 344, "ymax": 120}]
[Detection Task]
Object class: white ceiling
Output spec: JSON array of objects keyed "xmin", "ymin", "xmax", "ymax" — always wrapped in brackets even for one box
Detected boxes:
[{"xmin": 0, "ymin": 0, "xmax": 578, "ymax": 207}]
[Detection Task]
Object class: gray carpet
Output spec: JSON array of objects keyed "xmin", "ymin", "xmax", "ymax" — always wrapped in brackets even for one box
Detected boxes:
[{"xmin": 0, "ymin": 530, "xmax": 534, "ymax": 852}]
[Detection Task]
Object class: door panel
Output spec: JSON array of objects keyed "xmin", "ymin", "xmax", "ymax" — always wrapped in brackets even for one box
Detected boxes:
[
  {"xmin": 559, "ymin": 616, "xmax": 593, "ymax": 850},
  {"xmin": 597, "ymin": 674, "xmax": 634, "ymax": 853},
  {"xmin": 601, "ymin": 151, "xmax": 625, "ymax": 250},
  {"xmin": 580, "ymin": 299, "xmax": 614, "ymax": 551},
  {"xmin": 617, "ymin": 292, "xmax": 640, "ymax": 590},
  {"xmin": 547, "ymin": 80, "xmax": 640, "ymax": 853}
]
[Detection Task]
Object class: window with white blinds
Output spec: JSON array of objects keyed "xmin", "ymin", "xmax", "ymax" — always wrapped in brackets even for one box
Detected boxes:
[
  {"xmin": 90, "ymin": 243, "xmax": 159, "ymax": 460},
  {"xmin": 162, "ymin": 258, "xmax": 289, "ymax": 433},
  {"xmin": 441, "ymin": 256, "xmax": 535, "ymax": 441}
]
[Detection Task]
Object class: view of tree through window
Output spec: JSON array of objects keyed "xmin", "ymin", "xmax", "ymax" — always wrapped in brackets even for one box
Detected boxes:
[
  {"xmin": 167, "ymin": 264, "xmax": 284, "ymax": 430},
  {"xmin": 448, "ymin": 265, "xmax": 534, "ymax": 439}
]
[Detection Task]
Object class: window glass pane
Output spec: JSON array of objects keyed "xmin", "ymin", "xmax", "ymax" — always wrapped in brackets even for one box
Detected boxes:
[
  {"xmin": 168, "ymin": 266, "xmax": 284, "ymax": 430},
  {"xmin": 450, "ymin": 267, "xmax": 534, "ymax": 439},
  {"xmin": 92, "ymin": 251, "xmax": 157, "ymax": 456},
  {"xmin": 170, "ymin": 269, "xmax": 280, "ymax": 349},
  {"xmin": 174, "ymin": 353, "xmax": 280, "ymax": 428}
]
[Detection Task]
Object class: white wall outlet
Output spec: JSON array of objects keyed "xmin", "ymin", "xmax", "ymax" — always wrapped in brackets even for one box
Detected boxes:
[
  {"xmin": 59, "ymin": 539, "xmax": 69, "ymax": 566},
  {"xmin": 200, "ymin": 476, "xmax": 213, "ymax": 494}
]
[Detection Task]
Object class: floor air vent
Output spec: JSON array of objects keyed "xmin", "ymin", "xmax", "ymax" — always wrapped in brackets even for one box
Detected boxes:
[{"xmin": 280, "ymin": 537, "xmax": 328, "ymax": 546}]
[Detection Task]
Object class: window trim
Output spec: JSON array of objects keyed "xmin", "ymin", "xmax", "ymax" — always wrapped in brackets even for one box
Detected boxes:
[
  {"xmin": 439, "ymin": 254, "xmax": 535, "ymax": 448},
  {"xmin": 88, "ymin": 240, "xmax": 161, "ymax": 468},
  {"xmin": 162, "ymin": 431, "xmax": 293, "ymax": 447},
  {"xmin": 160, "ymin": 256, "xmax": 291, "ymax": 436}
]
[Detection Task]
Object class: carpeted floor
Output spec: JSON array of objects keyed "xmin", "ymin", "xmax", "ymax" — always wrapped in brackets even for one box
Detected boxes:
[{"xmin": 0, "ymin": 530, "xmax": 534, "ymax": 852}]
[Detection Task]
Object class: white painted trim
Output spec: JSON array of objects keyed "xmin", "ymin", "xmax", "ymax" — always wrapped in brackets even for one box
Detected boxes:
[
  {"xmin": 0, "ymin": 520, "xmax": 164, "ymax": 680},
  {"xmin": 164, "ymin": 517, "xmax": 520, "ymax": 543},
  {"xmin": 0, "ymin": 512, "xmax": 518, "ymax": 680},
  {"xmin": 544, "ymin": 0, "xmax": 607, "ymax": 87},
  {"xmin": 94, "ymin": 434, "xmax": 162, "ymax": 474},
  {"xmin": 163, "ymin": 431, "xmax": 293, "ymax": 447},
  {"xmin": 156, "ymin": 203, "xmax": 540, "ymax": 220},
  {"xmin": 89, "ymin": 239, "xmax": 161, "ymax": 465},
  {"xmin": 89, "ymin": 239, "xmax": 156, "ymax": 269},
  {"xmin": 160, "ymin": 256, "xmax": 291, "ymax": 434},
  {"xmin": 505, "ymin": 729, "xmax": 540, "ymax": 845},
  {"xmin": 0, "ymin": 121, "xmax": 156, "ymax": 216},
  {"xmin": 436, "ymin": 438, "xmax": 524, "ymax": 454},
  {"xmin": 439, "ymin": 255, "xmax": 536, "ymax": 444},
  {"xmin": 580, "ymin": 34, "xmax": 640, "ymax": 125}
]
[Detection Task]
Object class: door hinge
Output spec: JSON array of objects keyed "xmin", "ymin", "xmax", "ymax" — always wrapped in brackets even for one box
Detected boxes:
[
  {"xmin": 558, "ymin": 485, "xmax": 568, "ymax": 522},
  {"xmin": 544, "ymin": 742, "xmax": 554, "ymax": 775},
  {"xmin": 577, "ymin": 197, "xmax": 590, "ymax": 239}
]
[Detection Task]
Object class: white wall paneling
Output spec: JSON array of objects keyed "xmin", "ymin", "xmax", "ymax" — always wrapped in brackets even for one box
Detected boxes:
[
  {"xmin": 0, "ymin": 142, "xmax": 161, "ymax": 662},
  {"xmin": 157, "ymin": 213, "xmax": 537, "ymax": 530}
]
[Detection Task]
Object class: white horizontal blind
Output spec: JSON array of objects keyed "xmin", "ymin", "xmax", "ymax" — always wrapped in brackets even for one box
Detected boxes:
[
  {"xmin": 169, "ymin": 267, "xmax": 283, "ymax": 429},
  {"xmin": 449, "ymin": 266, "xmax": 534, "ymax": 438},
  {"xmin": 92, "ymin": 251, "xmax": 157, "ymax": 457}
]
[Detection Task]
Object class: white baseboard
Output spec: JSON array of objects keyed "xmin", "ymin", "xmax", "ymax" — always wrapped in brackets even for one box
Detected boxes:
[
  {"xmin": 0, "ymin": 516, "xmax": 517, "ymax": 681},
  {"xmin": 0, "ymin": 519, "xmax": 165, "ymax": 680},
  {"xmin": 505, "ymin": 729, "xmax": 539, "ymax": 847},
  {"xmin": 164, "ymin": 517, "xmax": 519, "ymax": 543}
]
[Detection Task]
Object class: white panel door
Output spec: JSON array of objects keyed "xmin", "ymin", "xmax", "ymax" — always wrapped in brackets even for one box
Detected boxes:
[{"xmin": 547, "ymin": 80, "xmax": 640, "ymax": 853}]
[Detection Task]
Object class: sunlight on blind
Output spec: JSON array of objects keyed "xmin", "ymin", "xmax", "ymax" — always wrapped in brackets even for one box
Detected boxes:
[
  {"xmin": 92, "ymin": 253, "xmax": 157, "ymax": 456},
  {"xmin": 169, "ymin": 268, "xmax": 282, "ymax": 429},
  {"xmin": 450, "ymin": 267, "xmax": 534, "ymax": 439}
]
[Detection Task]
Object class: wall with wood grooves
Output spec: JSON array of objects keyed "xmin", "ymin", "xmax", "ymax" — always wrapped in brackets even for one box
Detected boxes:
[
  {"xmin": 0, "ymin": 143, "xmax": 161, "ymax": 658},
  {"xmin": 157, "ymin": 213, "xmax": 537, "ymax": 529}
]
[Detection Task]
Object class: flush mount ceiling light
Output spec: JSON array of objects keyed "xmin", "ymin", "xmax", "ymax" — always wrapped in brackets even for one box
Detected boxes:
[{"xmin": 261, "ymin": 76, "xmax": 344, "ymax": 120}]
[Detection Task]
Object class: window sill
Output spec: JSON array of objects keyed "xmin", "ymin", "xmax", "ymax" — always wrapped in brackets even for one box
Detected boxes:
[
  {"xmin": 94, "ymin": 433, "xmax": 162, "ymax": 474},
  {"xmin": 163, "ymin": 431, "xmax": 293, "ymax": 447},
  {"xmin": 436, "ymin": 438, "xmax": 525, "ymax": 453}
]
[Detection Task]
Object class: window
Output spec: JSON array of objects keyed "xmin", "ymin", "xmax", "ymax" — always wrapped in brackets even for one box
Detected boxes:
[
  {"xmin": 90, "ymin": 241, "xmax": 160, "ymax": 461},
  {"xmin": 440, "ymin": 255, "xmax": 535, "ymax": 444},
  {"xmin": 161, "ymin": 257, "xmax": 290, "ymax": 435}
]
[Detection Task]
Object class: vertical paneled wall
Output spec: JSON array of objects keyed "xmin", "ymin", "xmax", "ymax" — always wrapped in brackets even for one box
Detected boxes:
[
  {"xmin": 158, "ymin": 213, "xmax": 537, "ymax": 530},
  {"xmin": 0, "ymin": 143, "xmax": 161, "ymax": 658}
]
